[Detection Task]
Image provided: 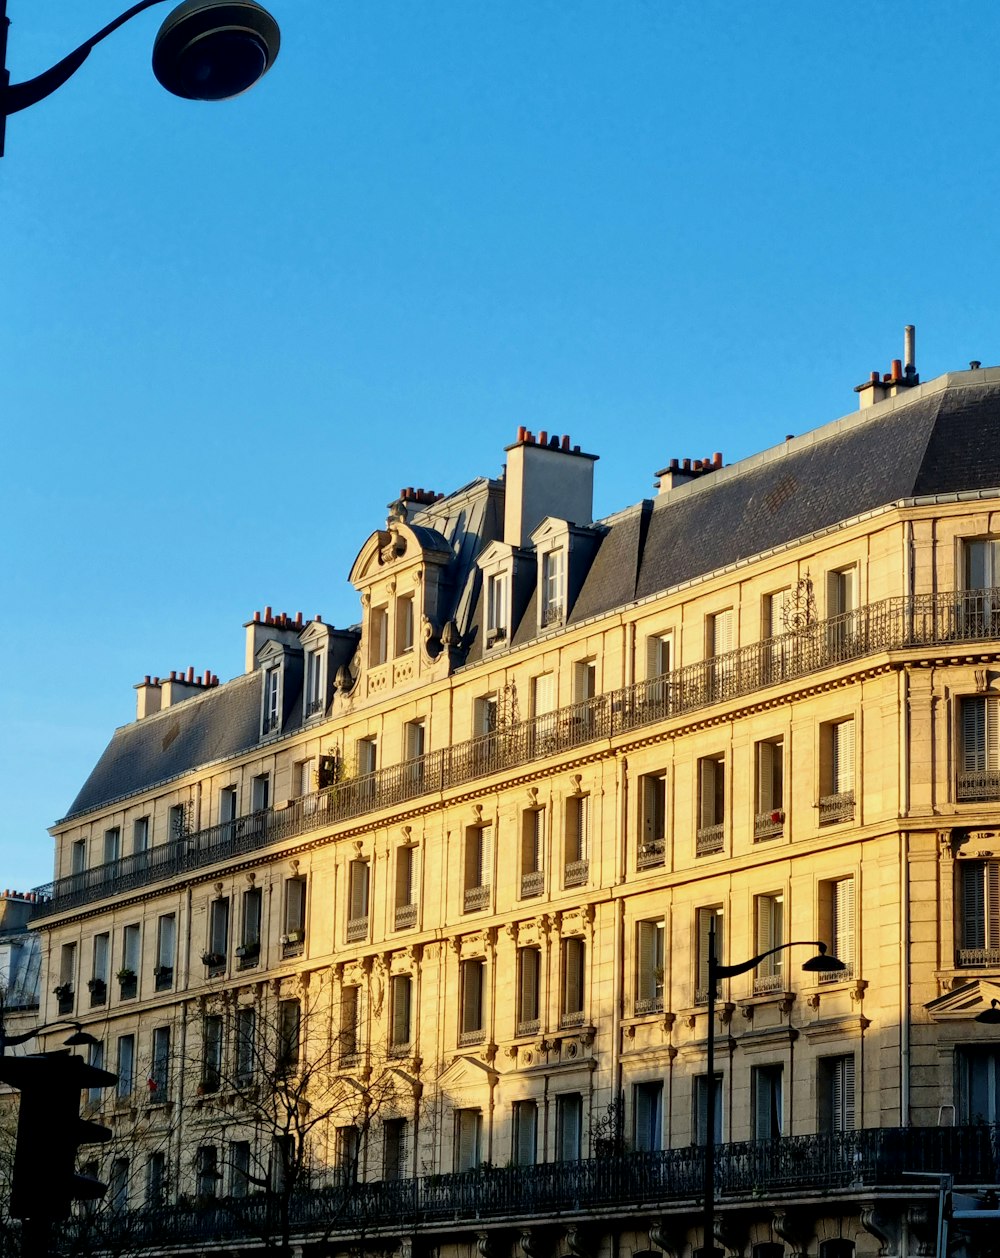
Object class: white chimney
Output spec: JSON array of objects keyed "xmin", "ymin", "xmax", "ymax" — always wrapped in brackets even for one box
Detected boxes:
[{"xmin": 503, "ymin": 428, "xmax": 597, "ymax": 547}]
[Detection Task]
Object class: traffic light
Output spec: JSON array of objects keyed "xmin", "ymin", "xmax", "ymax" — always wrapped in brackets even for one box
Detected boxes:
[{"xmin": 0, "ymin": 1049, "xmax": 117, "ymax": 1222}]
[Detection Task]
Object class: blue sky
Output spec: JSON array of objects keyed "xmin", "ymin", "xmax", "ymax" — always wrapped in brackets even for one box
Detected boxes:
[{"xmin": 3, "ymin": 1, "xmax": 1000, "ymax": 890}]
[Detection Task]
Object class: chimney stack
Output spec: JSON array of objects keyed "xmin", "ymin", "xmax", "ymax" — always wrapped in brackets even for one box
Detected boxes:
[{"xmin": 503, "ymin": 428, "xmax": 598, "ymax": 547}]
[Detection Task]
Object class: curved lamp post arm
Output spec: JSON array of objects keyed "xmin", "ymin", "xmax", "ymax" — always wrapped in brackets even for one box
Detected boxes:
[
  {"xmin": 713, "ymin": 939, "xmax": 834, "ymax": 983},
  {"xmin": 0, "ymin": 1019, "xmax": 98, "ymax": 1054},
  {"xmin": 4, "ymin": 0, "xmax": 168, "ymax": 115}
]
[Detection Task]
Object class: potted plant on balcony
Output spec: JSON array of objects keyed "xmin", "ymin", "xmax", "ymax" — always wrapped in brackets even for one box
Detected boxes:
[
  {"xmin": 87, "ymin": 977, "xmax": 107, "ymax": 1001},
  {"xmin": 117, "ymin": 966, "xmax": 137, "ymax": 997},
  {"xmin": 280, "ymin": 930, "xmax": 304, "ymax": 946},
  {"xmin": 201, "ymin": 951, "xmax": 225, "ymax": 968},
  {"xmin": 236, "ymin": 942, "xmax": 260, "ymax": 960},
  {"xmin": 53, "ymin": 982, "xmax": 73, "ymax": 1003}
]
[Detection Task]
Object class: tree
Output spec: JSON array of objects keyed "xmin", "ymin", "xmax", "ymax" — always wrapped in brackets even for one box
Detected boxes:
[{"xmin": 182, "ymin": 965, "xmax": 417, "ymax": 1258}]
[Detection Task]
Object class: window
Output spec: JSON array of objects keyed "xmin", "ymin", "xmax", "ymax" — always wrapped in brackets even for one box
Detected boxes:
[
  {"xmin": 295, "ymin": 758, "xmax": 315, "ymax": 799},
  {"xmin": 818, "ymin": 1054, "xmax": 855, "ymax": 1132},
  {"xmin": 103, "ymin": 826, "xmax": 121, "ymax": 865},
  {"xmin": 229, "ymin": 1141, "xmax": 251, "ymax": 1198},
  {"xmin": 634, "ymin": 1080, "xmax": 663, "ymax": 1152},
  {"xmin": 202, "ymin": 1016, "xmax": 223, "ymax": 1092},
  {"xmin": 71, "ymin": 839, "xmax": 87, "ymax": 876},
  {"xmin": 696, "ymin": 906, "xmax": 724, "ymax": 1004},
  {"xmin": 150, "ymin": 1025, "xmax": 170, "ymax": 1097},
  {"xmin": 646, "ymin": 633, "xmax": 672, "ymax": 680},
  {"xmin": 532, "ymin": 671, "xmax": 556, "ymax": 717},
  {"xmin": 819, "ymin": 1244, "xmax": 855, "ymax": 1258},
  {"xmin": 239, "ymin": 888, "xmax": 262, "ymax": 966},
  {"xmin": 708, "ymin": 608, "xmax": 736, "ymax": 698},
  {"xmin": 88, "ymin": 1040, "xmax": 106, "ymax": 1105},
  {"xmin": 516, "ymin": 947, "xmax": 541, "ymax": 1036},
  {"xmin": 390, "ymin": 974, "xmax": 413, "ymax": 1051},
  {"xmin": 959, "ymin": 861, "xmax": 1000, "ymax": 965},
  {"xmin": 541, "ymin": 548, "xmax": 565, "ymax": 626},
  {"xmin": 555, "ymin": 1093, "xmax": 583, "ymax": 1161},
  {"xmin": 694, "ymin": 1073, "xmax": 723, "ymax": 1145},
  {"xmin": 819, "ymin": 719, "xmax": 855, "ymax": 823},
  {"xmin": 283, "ymin": 877, "xmax": 307, "ymax": 950},
  {"xmin": 764, "ymin": 588, "xmax": 792, "ymax": 677},
  {"xmin": 561, "ymin": 937, "xmax": 585, "ymax": 1026},
  {"xmin": 370, "ymin": 604, "xmax": 389, "ymax": 666},
  {"xmin": 340, "ymin": 985, "xmax": 360, "ymax": 1059},
  {"xmin": 396, "ymin": 594, "xmax": 415, "ymax": 655},
  {"xmin": 512, "ymin": 1100, "xmax": 538, "ymax": 1165},
  {"xmin": 827, "ymin": 566, "xmax": 857, "ymax": 656},
  {"xmin": 57, "ymin": 942, "xmax": 76, "ymax": 1012},
  {"xmin": 454, "ymin": 1109, "xmax": 482, "ymax": 1171},
  {"xmin": 121, "ymin": 923, "xmax": 140, "ymax": 997},
  {"xmin": 960, "ymin": 696, "xmax": 1000, "ymax": 800},
  {"xmin": 156, "ymin": 914, "xmax": 175, "ymax": 989},
  {"xmin": 305, "ymin": 648, "xmax": 325, "ymax": 717},
  {"xmin": 754, "ymin": 739, "xmax": 785, "ymax": 839},
  {"xmin": 168, "ymin": 802, "xmax": 189, "ymax": 840},
  {"xmin": 753, "ymin": 894, "xmax": 784, "ymax": 994},
  {"xmin": 957, "ymin": 1047, "xmax": 1000, "ymax": 1124},
  {"xmin": 278, "ymin": 999, "xmax": 301, "ymax": 1074},
  {"xmin": 357, "ymin": 736, "xmax": 378, "ymax": 777},
  {"xmin": 573, "ymin": 658, "xmax": 597, "ymax": 705},
  {"xmin": 564, "ymin": 794, "xmax": 590, "ymax": 886},
  {"xmin": 404, "ymin": 720, "xmax": 426, "ymax": 788},
  {"xmin": 395, "ymin": 845, "xmax": 418, "ymax": 929},
  {"xmin": 463, "ymin": 824, "xmax": 492, "ymax": 912},
  {"xmin": 109, "ymin": 1157, "xmax": 130, "ymax": 1212},
  {"xmin": 753, "ymin": 1064, "xmax": 783, "ymax": 1139},
  {"xmin": 263, "ymin": 666, "xmax": 281, "ymax": 734},
  {"xmin": 636, "ymin": 920, "xmax": 664, "ymax": 1014},
  {"xmin": 638, "ymin": 772, "xmax": 667, "ymax": 867},
  {"xmin": 460, "ymin": 959, "xmax": 486, "ymax": 1044},
  {"xmin": 336, "ymin": 1126, "xmax": 359, "ymax": 1182},
  {"xmin": 382, "ymin": 1122, "xmax": 407, "ymax": 1177},
  {"xmin": 132, "ymin": 816, "xmax": 150, "ymax": 854},
  {"xmin": 347, "ymin": 861, "xmax": 370, "ymax": 942},
  {"xmin": 474, "ymin": 694, "xmax": 499, "ymax": 736},
  {"xmin": 272, "ymin": 1134, "xmax": 294, "ymax": 1192},
  {"xmin": 219, "ymin": 786, "xmax": 238, "ymax": 824},
  {"xmin": 146, "ymin": 1151, "xmax": 166, "ymax": 1208},
  {"xmin": 251, "ymin": 773, "xmax": 270, "ymax": 813},
  {"xmin": 91, "ymin": 933, "xmax": 109, "ymax": 1006},
  {"xmin": 383, "ymin": 1118, "xmax": 407, "ymax": 1180},
  {"xmin": 236, "ymin": 1007, "xmax": 256, "ymax": 1082},
  {"xmin": 117, "ymin": 1034, "xmax": 135, "ymax": 1098},
  {"xmin": 207, "ymin": 897, "xmax": 230, "ymax": 970},
  {"xmin": 520, "ymin": 808, "xmax": 545, "ymax": 898},
  {"xmin": 965, "ymin": 538, "xmax": 1000, "ymax": 591},
  {"xmin": 697, "ymin": 754, "xmax": 726, "ymax": 854},
  {"xmin": 197, "ymin": 1145, "xmax": 220, "ymax": 1199},
  {"xmin": 819, "ymin": 876, "xmax": 855, "ymax": 981},
  {"xmin": 486, "ymin": 574, "xmax": 508, "ymax": 646}
]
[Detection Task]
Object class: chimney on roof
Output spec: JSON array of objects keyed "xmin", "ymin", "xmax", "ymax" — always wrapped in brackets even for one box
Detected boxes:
[
  {"xmin": 503, "ymin": 427, "xmax": 598, "ymax": 546},
  {"xmin": 855, "ymin": 324, "xmax": 920, "ymax": 408},
  {"xmin": 243, "ymin": 608, "xmax": 311, "ymax": 673},
  {"xmin": 134, "ymin": 675, "xmax": 163, "ymax": 720},
  {"xmin": 654, "ymin": 451, "xmax": 724, "ymax": 495}
]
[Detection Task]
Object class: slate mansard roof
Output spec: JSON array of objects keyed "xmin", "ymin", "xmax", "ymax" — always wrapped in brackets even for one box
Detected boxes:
[{"xmin": 60, "ymin": 369, "xmax": 1000, "ymax": 825}]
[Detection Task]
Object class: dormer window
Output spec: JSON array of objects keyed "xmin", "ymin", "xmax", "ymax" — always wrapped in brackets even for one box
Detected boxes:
[
  {"xmin": 396, "ymin": 594, "xmax": 415, "ymax": 656},
  {"xmin": 263, "ymin": 665, "xmax": 281, "ymax": 735},
  {"xmin": 305, "ymin": 648, "xmax": 325, "ymax": 718},
  {"xmin": 486, "ymin": 574, "xmax": 509, "ymax": 647},
  {"xmin": 370, "ymin": 605, "xmax": 389, "ymax": 666},
  {"xmin": 541, "ymin": 549, "xmax": 565, "ymax": 627}
]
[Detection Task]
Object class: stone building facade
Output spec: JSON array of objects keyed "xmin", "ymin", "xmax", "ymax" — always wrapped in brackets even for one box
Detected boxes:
[{"xmin": 26, "ymin": 355, "xmax": 1000, "ymax": 1257}]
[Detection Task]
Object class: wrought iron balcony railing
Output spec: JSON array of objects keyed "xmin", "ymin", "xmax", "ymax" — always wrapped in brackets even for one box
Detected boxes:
[
  {"xmin": 73, "ymin": 1126, "xmax": 1000, "ymax": 1254},
  {"xmin": 32, "ymin": 586, "xmax": 1000, "ymax": 920}
]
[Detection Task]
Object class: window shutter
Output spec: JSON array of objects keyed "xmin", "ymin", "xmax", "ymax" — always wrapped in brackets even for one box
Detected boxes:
[
  {"xmin": 392, "ymin": 976, "xmax": 411, "ymax": 1044},
  {"xmin": 635, "ymin": 1085, "xmax": 652, "ymax": 1151},
  {"xmin": 757, "ymin": 742, "xmax": 774, "ymax": 813},
  {"xmin": 700, "ymin": 761, "xmax": 716, "ymax": 828},
  {"xmin": 712, "ymin": 609, "xmax": 735, "ymax": 656},
  {"xmin": 515, "ymin": 1102, "xmax": 537, "ymax": 1164},
  {"xmin": 480, "ymin": 825, "xmax": 493, "ymax": 887},
  {"xmin": 519, "ymin": 949, "xmax": 539, "ymax": 1022},
  {"xmin": 349, "ymin": 863, "xmax": 369, "ymax": 919},
  {"xmin": 457, "ymin": 1111, "xmax": 480, "ymax": 1170},
  {"xmin": 989, "ymin": 862, "xmax": 1000, "ymax": 952},
  {"xmin": 963, "ymin": 862, "xmax": 987, "ymax": 950},
  {"xmin": 834, "ymin": 1056, "xmax": 856, "ymax": 1131},
  {"xmin": 462, "ymin": 961, "xmax": 483, "ymax": 1032},
  {"xmin": 577, "ymin": 796, "xmax": 590, "ymax": 860},
  {"xmin": 834, "ymin": 878, "xmax": 855, "ymax": 967},
  {"xmin": 637, "ymin": 922, "xmax": 656, "ymax": 1002},
  {"xmin": 756, "ymin": 895, "xmax": 773, "ymax": 957},
  {"xmin": 833, "ymin": 720, "xmax": 855, "ymax": 795},
  {"xmin": 563, "ymin": 938, "xmax": 584, "ymax": 1014},
  {"xmin": 963, "ymin": 699, "xmax": 986, "ymax": 773}
]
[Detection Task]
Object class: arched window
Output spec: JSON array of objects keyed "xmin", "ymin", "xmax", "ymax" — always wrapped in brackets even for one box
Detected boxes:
[
  {"xmin": 752, "ymin": 1245, "xmax": 784, "ymax": 1258},
  {"xmin": 819, "ymin": 1242, "xmax": 855, "ymax": 1258}
]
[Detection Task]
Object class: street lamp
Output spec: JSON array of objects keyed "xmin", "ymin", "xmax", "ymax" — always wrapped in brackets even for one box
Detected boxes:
[
  {"xmin": 975, "ymin": 999, "xmax": 1000, "ymax": 1026},
  {"xmin": 0, "ymin": 0, "xmax": 280, "ymax": 155},
  {"xmin": 0, "ymin": 1019, "xmax": 100, "ymax": 1054},
  {"xmin": 701, "ymin": 923, "xmax": 846, "ymax": 1258}
]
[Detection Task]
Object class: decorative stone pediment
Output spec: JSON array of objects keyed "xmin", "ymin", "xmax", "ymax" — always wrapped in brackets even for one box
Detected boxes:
[
  {"xmin": 926, "ymin": 978, "xmax": 1000, "ymax": 1020},
  {"xmin": 438, "ymin": 1054, "xmax": 498, "ymax": 1090}
]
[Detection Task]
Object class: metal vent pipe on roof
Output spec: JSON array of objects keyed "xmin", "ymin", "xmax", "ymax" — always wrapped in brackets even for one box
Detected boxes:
[{"xmin": 905, "ymin": 325, "xmax": 916, "ymax": 375}]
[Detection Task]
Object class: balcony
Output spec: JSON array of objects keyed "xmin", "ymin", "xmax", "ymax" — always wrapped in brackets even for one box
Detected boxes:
[
  {"xmin": 346, "ymin": 917, "xmax": 368, "ymax": 943},
  {"xmin": 696, "ymin": 824, "xmax": 724, "ymax": 856},
  {"xmin": 958, "ymin": 770, "xmax": 1000, "ymax": 801},
  {"xmin": 563, "ymin": 859, "xmax": 589, "ymax": 888},
  {"xmin": 958, "ymin": 947, "xmax": 1000, "ymax": 968},
  {"xmin": 394, "ymin": 903, "xmax": 418, "ymax": 930},
  {"xmin": 520, "ymin": 871, "xmax": 544, "ymax": 899},
  {"xmin": 35, "ymin": 586, "xmax": 1000, "ymax": 921},
  {"xmin": 463, "ymin": 885, "xmax": 489, "ymax": 913},
  {"xmin": 754, "ymin": 810, "xmax": 784, "ymax": 841},
  {"xmin": 636, "ymin": 839, "xmax": 665, "ymax": 870},
  {"xmin": 79, "ymin": 1126, "xmax": 999, "ymax": 1254},
  {"xmin": 818, "ymin": 791, "xmax": 855, "ymax": 825}
]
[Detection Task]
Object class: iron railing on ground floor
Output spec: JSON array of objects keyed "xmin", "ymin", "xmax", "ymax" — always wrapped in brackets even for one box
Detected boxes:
[
  {"xmin": 33, "ymin": 586, "xmax": 1000, "ymax": 919},
  {"xmin": 69, "ymin": 1126, "xmax": 1000, "ymax": 1251}
]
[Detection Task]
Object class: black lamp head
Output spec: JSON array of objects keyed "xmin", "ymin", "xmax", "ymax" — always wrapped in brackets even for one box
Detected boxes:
[
  {"xmin": 976, "ymin": 999, "xmax": 1000, "ymax": 1026},
  {"xmin": 152, "ymin": 0, "xmax": 280, "ymax": 101},
  {"xmin": 63, "ymin": 1026, "xmax": 100, "ymax": 1047},
  {"xmin": 801, "ymin": 943, "xmax": 847, "ymax": 974}
]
